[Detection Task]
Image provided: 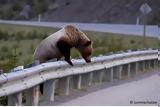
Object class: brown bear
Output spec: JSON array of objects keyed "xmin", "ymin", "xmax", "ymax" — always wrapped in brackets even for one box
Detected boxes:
[{"xmin": 33, "ymin": 25, "xmax": 93, "ymax": 65}]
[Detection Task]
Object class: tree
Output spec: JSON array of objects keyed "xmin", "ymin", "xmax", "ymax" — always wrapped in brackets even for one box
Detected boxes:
[{"xmin": 33, "ymin": 0, "xmax": 47, "ymax": 15}]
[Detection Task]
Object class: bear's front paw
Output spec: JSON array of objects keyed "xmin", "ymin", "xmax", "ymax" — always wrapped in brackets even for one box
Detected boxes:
[
  {"xmin": 65, "ymin": 59, "xmax": 73, "ymax": 66},
  {"xmin": 68, "ymin": 61, "xmax": 73, "ymax": 66}
]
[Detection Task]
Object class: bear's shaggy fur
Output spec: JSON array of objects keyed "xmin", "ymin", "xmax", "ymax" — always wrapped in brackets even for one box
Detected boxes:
[{"xmin": 33, "ymin": 25, "xmax": 93, "ymax": 65}]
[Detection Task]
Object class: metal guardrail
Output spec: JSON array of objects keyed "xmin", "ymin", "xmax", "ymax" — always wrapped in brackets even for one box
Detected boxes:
[{"xmin": 0, "ymin": 49, "xmax": 159, "ymax": 106}]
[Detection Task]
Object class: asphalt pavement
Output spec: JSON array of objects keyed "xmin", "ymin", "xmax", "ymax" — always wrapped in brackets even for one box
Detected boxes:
[
  {"xmin": 40, "ymin": 71, "xmax": 160, "ymax": 106},
  {"xmin": 0, "ymin": 20, "xmax": 159, "ymax": 38}
]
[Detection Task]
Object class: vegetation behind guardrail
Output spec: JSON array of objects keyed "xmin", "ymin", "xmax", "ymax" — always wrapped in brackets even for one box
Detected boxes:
[{"xmin": 0, "ymin": 23, "xmax": 160, "ymax": 72}]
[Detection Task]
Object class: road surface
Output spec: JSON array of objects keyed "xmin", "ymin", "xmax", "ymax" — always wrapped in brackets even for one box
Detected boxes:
[
  {"xmin": 0, "ymin": 20, "xmax": 159, "ymax": 38},
  {"xmin": 40, "ymin": 71, "xmax": 160, "ymax": 106}
]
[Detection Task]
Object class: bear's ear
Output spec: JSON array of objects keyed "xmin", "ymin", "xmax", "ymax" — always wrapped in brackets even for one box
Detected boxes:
[{"xmin": 84, "ymin": 41, "xmax": 92, "ymax": 46}]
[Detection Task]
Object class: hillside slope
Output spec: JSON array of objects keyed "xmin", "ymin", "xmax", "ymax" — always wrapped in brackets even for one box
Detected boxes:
[
  {"xmin": 43, "ymin": 0, "xmax": 160, "ymax": 24},
  {"xmin": 0, "ymin": 0, "xmax": 160, "ymax": 24}
]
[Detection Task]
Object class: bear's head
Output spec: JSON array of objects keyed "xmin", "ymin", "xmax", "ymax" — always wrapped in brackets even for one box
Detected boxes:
[
  {"xmin": 64, "ymin": 25, "xmax": 93, "ymax": 63},
  {"xmin": 78, "ymin": 40, "xmax": 93, "ymax": 63}
]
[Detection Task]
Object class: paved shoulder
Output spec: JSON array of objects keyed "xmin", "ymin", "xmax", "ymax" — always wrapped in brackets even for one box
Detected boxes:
[{"xmin": 58, "ymin": 73, "xmax": 160, "ymax": 106}]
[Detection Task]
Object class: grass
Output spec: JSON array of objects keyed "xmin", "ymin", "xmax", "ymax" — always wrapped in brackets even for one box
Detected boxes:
[
  {"xmin": 0, "ymin": 23, "xmax": 160, "ymax": 72},
  {"xmin": 0, "ymin": 23, "xmax": 57, "ymax": 34},
  {"xmin": 86, "ymin": 31, "xmax": 160, "ymax": 55}
]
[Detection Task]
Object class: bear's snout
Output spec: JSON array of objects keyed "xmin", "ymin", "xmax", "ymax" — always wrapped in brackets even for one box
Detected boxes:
[{"xmin": 84, "ymin": 57, "xmax": 91, "ymax": 63}]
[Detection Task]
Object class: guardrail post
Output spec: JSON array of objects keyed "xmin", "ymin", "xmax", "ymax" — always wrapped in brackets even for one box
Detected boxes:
[
  {"xmin": 70, "ymin": 75, "xmax": 82, "ymax": 90},
  {"xmin": 8, "ymin": 92, "xmax": 22, "ymax": 106},
  {"xmin": 92, "ymin": 71, "xmax": 98, "ymax": 83},
  {"xmin": 99, "ymin": 70, "xmax": 104, "ymax": 83},
  {"xmin": 77, "ymin": 75, "xmax": 82, "ymax": 89},
  {"xmin": 153, "ymin": 59, "xmax": 157, "ymax": 69},
  {"xmin": 127, "ymin": 64, "xmax": 131, "ymax": 77},
  {"xmin": 150, "ymin": 60, "xmax": 155, "ymax": 68},
  {"xmin": 156, "ymin": 60, "xmax": 158, "ymax": 68},
  {"xmin": 142, "ymin": 60, "xmax": 146, "ymax": 72},
  {"xmin": 26, "ymin": 86, "xmax": 40, "ymax": 106},
  {"xmin": 130, "ymin": 63, "xmax": 136, "ymax": 76},
  {"xmin": 92, "ymin": 70, "xmax": 104, "ymax": 84},
  {"xmin": 43, "ymin": 79, "xmax": 56, "ymax": 101},
  {"xmin": 118, "ymin": 66, "xmax": 122, "ymax": 80},
  {"xmin": 105, "ymin": 67, "xmax": 113, "ymax": 82},
  {"xmin": 135, "ymin": 62, "xmax": 139, "ymax": 74},
  {"xmin": 139, "ymin": 61, "xmax": 143, "ymax": 72},
  {"xmin": 74, "ymin": 72, "xmax": 93, "ymax": 88},
  {"xmin": 88, "ymin": 72, "xmax": 93, "ymax": 86},
  {"xmin": 26, "ymin": 60, "xmax": 40, "ymax": 106},
  {"xmin": 110, "ymin": 68, "xmax": 113, "ymax": 82},
  {"xmin": 148, "ymin": 60, "xmax": 152, "ymax": 70},
  {"xmin": 145, "ymin": 60, "xmax": 150, "ymax": 71},
  {"xmin": 58, "ymin": 76, "xmax": 70, "ymax": 95},
  {"xmin": 72, "ymin": 75, "xmax": 82, "ymax": 89},
  {"xmin": 144, "ymin": 60, "xmax": 147, "ymax": 70},
  {"xmin": 121, "ymin": 64, "xmax": 128, "ymax": 79},
  {"xmin": 113, "ymin": 66, "xmax": 122, "ymax": 80},
  {"xmin": 81, "ymin": 73, "xmax": 90, "ymax": 88},
  {"xmin": 148, "ymin": 60, "xmax": 151, "ymax": 70},
  {"xmin": 139, "ymin": 61, "xmax": 145, "ymax": 73},
  {"xmin": 150, "ymin": 60, "xmax": 155, "ymax": 69},
  {"xmin": 119, "ymin": 66, "xmax": 122, "ymax": 80},
  {"xmin": 147, "ymin": 60, "xmax": 150, "ymax": 69}
]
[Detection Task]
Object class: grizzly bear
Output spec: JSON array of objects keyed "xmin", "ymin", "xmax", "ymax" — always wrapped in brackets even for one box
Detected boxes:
[{"xmin": 33, "ymin": 25, "xmax": 93, "ymax": 65}]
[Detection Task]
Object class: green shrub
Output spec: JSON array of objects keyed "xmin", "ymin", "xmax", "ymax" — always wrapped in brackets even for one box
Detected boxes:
[
  {"xmin": 29, "ymin": 43, "xmax": 35, "ymax": 54},
  {"xmin": 33, "ymin": 0, "xmax": 47, "ymax": 15},
  {"xmin": 107, "ymin": 38, "xmax": 124, "ymax": 52},
  {"xmin": 18, "ymin": 51, "xmax": 23, "ymax": 56},
  {"xmin": 93, "ymin": 48, "xmax": 108, "ymax": 56},
  {"xmin": 0, "ymin": 56, "xmax": 5, "ymax": 60},
  {"xmin": 1, "ymin": 46, "xmax": 9, "ymax": 53},
  {"xmin": 0, "ymin": 30, "xmax": 45, "ymax": 41},
  {"xmin": 23, "ymin": 58, "xmax": 32, "ymax": 66},
  {"xmin": 158, "ymin": 41, "xmax": 160, "ymax": 46},
  {"xmin": 0, "ymin": 97, "xmax": 7, "ymax": 106},
  {"xmin": 130, "ymin": 39, "xmax": 135, "ymax": 44},
  {"xmin": 0, "ymin": 8, "xmax": 13, "ymax": 19},
  {"xmin": 15, "ymin": 31, "xmax": 25, "ymax": 41},
  {"xmin": 27, "ymin": 30, "xmax": 41, "ymax": 39},
  {"xmin": 0, "ymin": 30, "xmax": 10, "ymax": 40}
]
